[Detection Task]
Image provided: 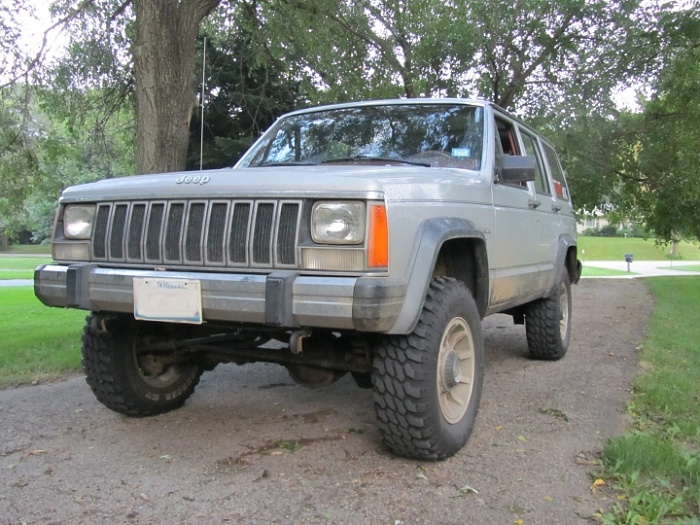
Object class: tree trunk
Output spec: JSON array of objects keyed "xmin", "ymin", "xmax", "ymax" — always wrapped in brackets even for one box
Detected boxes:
[{"xmin": 133, "ymin": 0, "xmax": 221, "ymax": 175}]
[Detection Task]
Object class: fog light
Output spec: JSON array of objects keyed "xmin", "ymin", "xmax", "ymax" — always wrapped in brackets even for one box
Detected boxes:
[
  {"xmin": 53, "ymin": 242, "xmax": 91, "ymax": 261},
  {"xmin": 301, "ymin": 248, "xmax": 364, "ymax": 271}
]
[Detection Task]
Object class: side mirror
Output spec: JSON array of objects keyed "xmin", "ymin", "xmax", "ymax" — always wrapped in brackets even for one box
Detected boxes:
[{"xmin": 496, "ymin": 155, "xmax": 536, "ymax": 184}]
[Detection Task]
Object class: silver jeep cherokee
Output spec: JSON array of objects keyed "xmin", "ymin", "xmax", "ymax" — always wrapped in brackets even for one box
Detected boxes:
[{"xmin": 35, "ymin": 99, "xmax": 581, "ymax": 460}]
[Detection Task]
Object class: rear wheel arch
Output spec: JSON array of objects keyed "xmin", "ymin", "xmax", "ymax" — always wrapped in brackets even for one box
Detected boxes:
[
  {"xmin": 547, "ymin": 235, "xmax": 580, "ymax": 297},
  {"xmin": 565, "ymin": 245, "xmax": 581, "ymax": 284}
]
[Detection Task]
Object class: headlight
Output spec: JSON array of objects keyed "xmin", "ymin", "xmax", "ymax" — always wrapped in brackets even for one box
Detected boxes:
[
  {"xmin": 311, "ymin": 202, "xmax": 365, "ymax": 244},
  {"xmin": 63, "ymin": 205, "xmax": 96, "ymax": 239}
]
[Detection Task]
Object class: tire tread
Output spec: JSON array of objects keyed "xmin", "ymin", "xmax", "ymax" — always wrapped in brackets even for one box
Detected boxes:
[
  {"xmin": 372, "ymin": 277, "xmax": 483, "ymax": 460},
  {"xmin": 81, "ymin": 315, "xmax": 202, "ymax": 417},
  {"xmin": 525, "ymin": 271, "xmax": 571, "ymax": 360}
]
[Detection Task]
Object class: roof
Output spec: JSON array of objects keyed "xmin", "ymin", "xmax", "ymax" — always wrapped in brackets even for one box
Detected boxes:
[{"xmin": 281, "ymin": 98, "xmax": 494, "ymax": 118}]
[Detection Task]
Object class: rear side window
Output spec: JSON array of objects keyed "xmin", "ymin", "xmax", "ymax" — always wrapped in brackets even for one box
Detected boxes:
[{"xmin": 542, "ymin": 143, "xmax": 570, "ymax": 201}]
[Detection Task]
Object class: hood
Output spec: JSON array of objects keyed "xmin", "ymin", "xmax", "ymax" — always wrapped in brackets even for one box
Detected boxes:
[{"xmin": 59, "ymin": 165, "xmax": 486, "ymax": 203}]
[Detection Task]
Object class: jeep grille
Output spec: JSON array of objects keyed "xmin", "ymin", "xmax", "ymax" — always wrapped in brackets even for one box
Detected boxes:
[{"xmin": 91, "ymin": 200, "xmax": 301, "ymax": 268}]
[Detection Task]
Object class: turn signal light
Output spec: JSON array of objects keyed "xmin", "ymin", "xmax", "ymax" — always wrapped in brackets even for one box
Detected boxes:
[{"xmin": 368, "ymin": 205, "xmax": 388, "ymax": 268}]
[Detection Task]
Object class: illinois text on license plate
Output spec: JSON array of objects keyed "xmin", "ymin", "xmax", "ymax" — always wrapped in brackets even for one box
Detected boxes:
[{"xmin": 133, "ymin": 278, "xmax": 203, "ymax": 324}]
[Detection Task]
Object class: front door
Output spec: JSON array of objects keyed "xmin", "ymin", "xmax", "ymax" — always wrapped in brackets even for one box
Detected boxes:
[{"xmin": 489, "ymin": 115, "xmax": 545, "ymax": 308}]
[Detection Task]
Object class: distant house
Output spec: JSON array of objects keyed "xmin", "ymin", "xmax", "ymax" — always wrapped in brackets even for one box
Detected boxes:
[{"xmin": 577, "ymin": 209, "xmax": 611, "ymax": 234}]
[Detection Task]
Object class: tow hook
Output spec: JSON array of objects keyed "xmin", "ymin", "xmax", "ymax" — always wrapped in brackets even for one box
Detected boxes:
[{"xmin": 289, "ymin": 328, "xmax": 312, "ymax": 355}]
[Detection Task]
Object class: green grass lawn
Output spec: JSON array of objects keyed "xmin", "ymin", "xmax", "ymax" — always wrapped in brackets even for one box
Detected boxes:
[
  {"xmin": 0, "ymin": 244, "xmax": 52, "ymax": 255},
  {"xmin": 578, "ymin": 237, "xmax": 699, "ymax": 261},
  {"xmin": 0, "ymin": 256, "xmax": 51, "ymax": 279},
  {"xmin": 0, "ymin": 288, "xmax": 85, "ymax": 388},
  {"xmin": 581, "ymin": 266, "xmax": 636, "ymax": 277},
  {"xmin": 601, "ymin": 276, "xmax": 700, "ymax": 524}
]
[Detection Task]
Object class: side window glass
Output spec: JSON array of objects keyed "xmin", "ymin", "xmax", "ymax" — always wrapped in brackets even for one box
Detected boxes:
[
  {"xmin": 521, "ymin": 132, "xmax": 550, "ymax": 195},
  {"xmin": 496, "ymin": 118, "xmax": 520, "ymax": 155},
  {"xmin": 542, "ymin": 143, "xmax": 570, "ymax": 201},
  {"xmin": 495, "ymin": 116, "xmax": 528, "ymax": 190}
]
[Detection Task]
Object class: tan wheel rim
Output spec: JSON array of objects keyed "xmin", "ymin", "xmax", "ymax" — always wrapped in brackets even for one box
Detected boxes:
[
  {"xmin": 559, "ymin": 282, "xmax": 570, "ymax": 340},
  {"xmin": 437, "ymin": 317, "xmax": 476, "ymax": 424},
  {"xmin": 133, "ymin": 328, "xmax": 182, "ymax": 388}
]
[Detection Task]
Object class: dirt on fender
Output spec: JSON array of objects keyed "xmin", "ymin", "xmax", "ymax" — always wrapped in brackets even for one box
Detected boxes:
[{"xmin": 0, "ymin": 278, "xmax": 652, "ymax": 524}]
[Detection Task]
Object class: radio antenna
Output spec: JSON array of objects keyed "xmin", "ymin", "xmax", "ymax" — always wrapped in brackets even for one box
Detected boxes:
[{"xmin": 199, "ymin": 36, "xmax": 207, "ymax": 170}]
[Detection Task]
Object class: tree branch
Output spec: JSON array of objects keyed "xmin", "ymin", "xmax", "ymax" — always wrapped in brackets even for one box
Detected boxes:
[{"xmin": 0, "ymin": 0, "xmax": 96, "ymax": 89}]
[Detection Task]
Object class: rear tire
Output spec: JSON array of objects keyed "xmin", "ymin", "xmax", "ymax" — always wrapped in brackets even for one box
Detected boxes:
[
  {"xmin": 372, "ymin": 277, "xmax": 484, "ymax": 460},
  {"xmin": 81, "ymin": 314, "xmax": 203, "ymax": 416},
  {"xmin": 525, "ymin": 270, "xmax": 572, "ymax": 360}
]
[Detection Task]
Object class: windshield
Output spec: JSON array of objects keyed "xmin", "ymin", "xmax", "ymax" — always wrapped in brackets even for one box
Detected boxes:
[{"xmin": 237, "ymin": 104, "xmax": 484, "ymax": 170}]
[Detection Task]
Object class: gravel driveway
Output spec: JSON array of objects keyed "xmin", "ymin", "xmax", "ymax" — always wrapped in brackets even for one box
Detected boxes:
[{"xmin": 0, "ymin": 278, "xmax": 651, "ymax": 524}]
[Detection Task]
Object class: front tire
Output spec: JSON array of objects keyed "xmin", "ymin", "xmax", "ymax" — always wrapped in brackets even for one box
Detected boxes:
[
  {"xmin": 81, "ymin": 314, "xmax": 203, "ymax": 417},
  {"xmin": 525, "ymin": 270, "xmax": 572, "ymax": 360},
  {"xmin": 372, "ymin": 277, "xmax": 484, "ymax": 460}
]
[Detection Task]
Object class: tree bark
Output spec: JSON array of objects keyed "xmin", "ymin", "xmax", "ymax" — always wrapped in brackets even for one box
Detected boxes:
[{"xmin": 133, "ymin": 0, "xmax": 221, "ymax": 174}]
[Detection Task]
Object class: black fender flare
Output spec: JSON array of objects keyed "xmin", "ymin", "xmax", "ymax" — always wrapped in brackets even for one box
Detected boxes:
[
  {"xmin": 547, "ymin": 234, "xmax": 579, "ymax": 297},
  {"xmin": 389, "ymin": 217, "xmax": 488, "ymax": 334}
]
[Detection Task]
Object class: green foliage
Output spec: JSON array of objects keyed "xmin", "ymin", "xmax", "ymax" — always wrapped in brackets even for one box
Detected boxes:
[
  {"xmin": 600, "ymin": 277, "xmax": 700, "ymax": 523},
  {"xmin": 0, "ymin": 0, "xmax": 34, "ymax": 84},
  {"xmin": 49, "ymin": 0, "xmax": 134, "ymax": 92},
  {"xmin": 601, "ymin": 470, "xmax": 688, "ymax": 525},
  {"xmin": 557, "ymin": 4, "xmax": 700, "ymax": 244},
  {"xmin": 257, "ymin": 0, "xmax": 654, "ymax": 115},
  {"xmin": 584, "ymin": 224, "xmax": 621, "ymax": 237},
  {"xmin": 0, "ymin": 85, "xmax": 42, "ymax": 240},
  {"xmin": 0, "ymin": 0, "xmax": 695, "ymax": 248},
  {"xmin": 0, "ymin": 83, "xmax": 135, "ymax": 242},
  {"xmin": 1, "ymin": 0, "xmax": 137, "ymax": 240},
  {"xmin": 186, "ymin": 8, "xmax": 305, "ymax": 169}
]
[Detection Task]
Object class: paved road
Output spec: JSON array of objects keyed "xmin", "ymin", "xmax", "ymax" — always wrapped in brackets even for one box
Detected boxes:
[
  {"xmin": 0, "ymin": 280, "xmax": 33, "ymax": 287},
  {"xmin": 0, "ymin": 279, "xmax": 652, "ymax": 524},
  {"xmin": 581, "ymin": 259, "xmax": 700, "ymax": 278}
]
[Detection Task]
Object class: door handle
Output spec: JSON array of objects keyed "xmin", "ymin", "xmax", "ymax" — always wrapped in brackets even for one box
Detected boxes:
[
  {"xmin": 528, "ymin": 199, "xmax": 541, "ymax": 209},
  {"xmin": 551, "ymin": 204, "xmax": 562, "ymax": 212}
]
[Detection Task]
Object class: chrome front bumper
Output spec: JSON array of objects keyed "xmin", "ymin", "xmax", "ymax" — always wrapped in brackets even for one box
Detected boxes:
[{"xmin": 34, "ymin": 264, "xmax": 405, "ymax": 332}]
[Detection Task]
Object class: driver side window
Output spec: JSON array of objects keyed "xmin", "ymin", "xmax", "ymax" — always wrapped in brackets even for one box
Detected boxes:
[
  {"xmin": 496, "ymin": 118, "xmax": 520, "ymax": 156},
  {"xmin": 495, "ymin": 117, "xmax": 527, "ymax": 188}
]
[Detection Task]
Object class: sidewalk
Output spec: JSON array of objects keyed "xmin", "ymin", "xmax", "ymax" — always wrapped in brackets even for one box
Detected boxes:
[
  {"xmin": 581, "ymin": 260, "xmax": 700, "ymax": 278},
  {"xmin": 0, "ymin": 279, "xmax": 33, "ymax": 287}
]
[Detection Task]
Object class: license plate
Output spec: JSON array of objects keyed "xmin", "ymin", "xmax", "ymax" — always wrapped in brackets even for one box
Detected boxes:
[{"xmin": 133, "ymin": 278, "xmax": 203, "ymax": 324}]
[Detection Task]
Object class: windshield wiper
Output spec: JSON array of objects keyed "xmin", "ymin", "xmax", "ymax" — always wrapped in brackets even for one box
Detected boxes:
[
  {"xmin": 255, "ymin": 161, "xmax": 317, "ymax": 167},
  {"xmin": 321, "ymin": 155, "xmax": 430, "ymax": 167}
]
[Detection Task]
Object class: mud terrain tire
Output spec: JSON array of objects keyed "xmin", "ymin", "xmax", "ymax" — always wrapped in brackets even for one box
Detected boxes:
[
  {"xmin": 81, "ymin": 314, "xmax": 203, "ymax": 417},
  {"xmin": 526, "ymin": 270, "xmax": 572, "ymax": 360},
  {"xmin": 372, "ymin": 277, "xmax": 484, "ymax": 460}
]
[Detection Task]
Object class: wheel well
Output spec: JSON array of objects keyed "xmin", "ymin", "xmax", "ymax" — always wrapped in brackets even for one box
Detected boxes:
[
  {"xmin": 432, "ymin": 237, "xmax": 488, "ymax": 317},
  {"xmin": 565, "ymin": 245, "xmax": 580, "ymax": 283}
]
